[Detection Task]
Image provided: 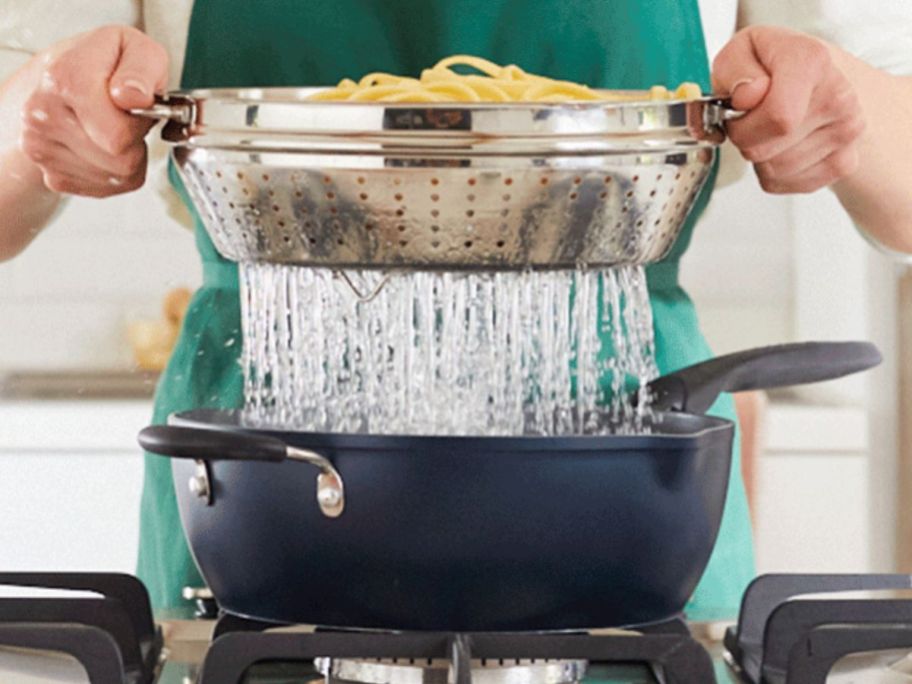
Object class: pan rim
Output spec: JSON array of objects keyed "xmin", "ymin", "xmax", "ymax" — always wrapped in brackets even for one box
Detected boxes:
[{"xmin": 168, "ymin": 408, "xmax": 732, "ymax": 453}]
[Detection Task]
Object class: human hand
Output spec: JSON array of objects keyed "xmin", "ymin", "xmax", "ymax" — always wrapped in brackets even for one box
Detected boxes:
[
  {"xmin": 19, "ymin": 25, "xmax": 168, "ymax": 197},
  {"xmin": 712, "ymin": 26, "xmax": 865, "ymax": 194}
]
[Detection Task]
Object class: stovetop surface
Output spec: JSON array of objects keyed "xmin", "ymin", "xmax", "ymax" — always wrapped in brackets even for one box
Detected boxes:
[
  {"xmin": 4, "ymin": 616, "xmax": 912, "ymax": 683},
  {"xmin": 5, "ymin": 574, "xmax": 912, "ymax": 683},
  {"xmin": 146, "ymin": 622, "xmax": 912, "ymax": 684},
  {"xmin": 0, "ymin": 618, "xmax": 737, "ymax": 683},
  {"xmin": 7, "ymin": 644, "xmax": 912, "ymax": 683},
  {"xmin": 151, "ymin": 621, "xmax": 738, "ymax": 684},
  {"xmin": 153, "ymin": 619, "xmax": 912, "ymax": 684},
  {"xmin": 148, "ymin": 618, "xmax": 908, "ymax": 684}
]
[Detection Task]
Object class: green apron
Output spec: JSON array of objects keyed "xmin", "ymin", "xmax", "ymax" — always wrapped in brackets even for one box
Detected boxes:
[{"xmin": 138, "ymin": 0, "xmax": 755, "ymax": 622}]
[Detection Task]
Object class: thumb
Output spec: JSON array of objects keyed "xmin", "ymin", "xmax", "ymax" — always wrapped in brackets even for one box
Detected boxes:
[
  {"xmin": 108, "ymin": 29, "xmax": 169, "ymax": 110},
  {"xmin": 711, "ymin": 31, "xmax": 771, "ymax": 111}
]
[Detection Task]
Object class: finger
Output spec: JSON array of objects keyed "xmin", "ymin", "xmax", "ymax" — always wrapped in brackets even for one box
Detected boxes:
[
  {"xmin": 711, "ymin": 30, "xmax": 771, "ymax": 111},
  {"xmin": 728, "ymin": 77, "xmax": 770, "ymax": 111},
  {"xmin": 756, "ymin": 146, "xmax": 859, "ymax": 195},
  {"xmin": 42, "ymin": 170, "xmax": 128, "ymax": 198},
  {"xmin": 108, "ymin": 28, "xmax": 169, "ymax": 109},
  {"xmin": 40, "ymin": 169, "xmax": 88, "ymax": 194},
  {"xmin": 43, "ymin": 26, "xmax": 158, "ymax": 155},
  {"xmin": 26, "ymin": 136, "xmax": 146, "ymax": 195},
  {"xmin": 734, "ymin": 30, "xmax": 827, "ymax": 143},
  {"xmin": 23, "ymin": 93, "xmax": 146, "ymax": 178},
  {"xmin": 19, "ymin": 125, "xmax": 59, "ymax": 165},
  {"xmin": 755, "ymin": 117, "xmax": 865, "ymax": 180},
  {"xmin": 24, "ymin": 81, "xmax": 149, "ymax": 179},
  {"xmin": 43, "ymin": 164, "xmax": 145, "ymax": 198},
  {"xmin": 726, "ymin": 114, "xmax": 817, "ymax": 164},
  {"xmin": 59, "ymin": 140, "xmax": 145, "ymax": 186},
  {"xmin": 53, "ymin": 140, "xmax": 147, "ymax": 189},
  {"xmin": 23, "ymin": 89, "xmax": 89, "ymax": 151},
  {"xmin": 34, "ymin": 143, "xmax": 124, "ymax": 195},
  {"xmin": 21, "ymin": 88, "xmax": 76, "ymax": 131},
  {"xmin": 47, "ymin": 121, "xmax": 147, "ymax": 179},
  {"xmin": 728, "ymin": 73, "xmax": 863, "ymax": 165}
]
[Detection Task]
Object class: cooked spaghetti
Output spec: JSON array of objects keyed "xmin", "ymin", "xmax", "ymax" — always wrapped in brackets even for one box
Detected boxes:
[{"xmin": 308, "ymin": 55, "xmax": 702, "ymax": 103}]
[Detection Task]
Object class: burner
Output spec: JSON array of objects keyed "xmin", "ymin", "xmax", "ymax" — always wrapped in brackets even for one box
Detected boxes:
[
  {"xmin": 317, "ymin": 656, "xmax": 588, "ymax": 684},
  {"xmin": 206, "ymin": 613, "xmax": 707, "ymax": 684},
  {"xmin": 724, "ymin": 573, "xmax": 912, "ymax": 684},
  {"xmin": 198, "ymin": 630, "xmax": 715, "ymax": 684}
]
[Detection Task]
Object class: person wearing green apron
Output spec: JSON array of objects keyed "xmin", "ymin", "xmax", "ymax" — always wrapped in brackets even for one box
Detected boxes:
[
  {"xmin": 136, "ymin": 0, "xmax": 754, "ymax": 621},
  {"xmin": 4, "ymin": 0, "xmax": 898, "ymax": 625}
]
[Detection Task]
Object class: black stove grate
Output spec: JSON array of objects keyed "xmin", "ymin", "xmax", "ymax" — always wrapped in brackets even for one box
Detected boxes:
[
  {"xmin": 724, "ymin": 573, "xmax": 912, "ymax": 684},
  {"xmin": 199, "ymin": 625, "xmax": 715, "ymax": 684},
  {"xmin": 10, "ymin": 571, "xmax": 912, "ymax": 683},
  {"xmin": 0, "ymin": 572, "xmax": 163, "ymax": 684}
]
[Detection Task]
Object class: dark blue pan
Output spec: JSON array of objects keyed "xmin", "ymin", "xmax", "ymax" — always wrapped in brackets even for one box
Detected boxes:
[{"xmin": 139, "ymin": 341, "xmax": 880, "ymax": 631}]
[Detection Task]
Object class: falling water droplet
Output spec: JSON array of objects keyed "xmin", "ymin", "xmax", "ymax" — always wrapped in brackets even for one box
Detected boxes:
[{"xmin": 238, "ymin": 263, "xmax": 658, "ymax": 436}]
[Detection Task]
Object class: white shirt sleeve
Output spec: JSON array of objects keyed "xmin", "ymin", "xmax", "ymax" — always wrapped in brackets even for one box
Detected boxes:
[
  {"xmin": 697, "ymin": 0, "xmax": 739, "ymax": 64},
  {"xmin": 142, "ymin": 0, "xmax": 194, "ymax": 90},
  {"xmin": 141, "ymin": 0, "xmax": 196, "ymax": 229},
  {"xmin": 738, "ymin": 0, "xmax": 912, "ymax": 76},
  {"xmin": 0, "ymin": 0, "xmax": 141, "ymax": 80}
]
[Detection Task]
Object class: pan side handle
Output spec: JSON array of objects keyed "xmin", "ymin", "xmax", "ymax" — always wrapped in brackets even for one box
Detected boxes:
[
  {"xmin": 138, "ymin": 425, "xmax": 344, "ymax": 517},
  {"xmin": 646, "ymin": 341, "xmax": 881, "ymax": 415}
]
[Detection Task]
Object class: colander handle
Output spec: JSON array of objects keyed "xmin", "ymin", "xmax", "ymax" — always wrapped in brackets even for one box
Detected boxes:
[
  {"xmin": 707, "ymin": 97, "xmax": 745, "ymax": 124},
  {"xmin": 130, "ymin": 94, "xmax": 196, "ymax": 125}
]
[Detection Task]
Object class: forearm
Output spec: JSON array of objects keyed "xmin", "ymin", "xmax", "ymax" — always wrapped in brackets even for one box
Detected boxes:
[
  {"xmin": 830, "ymin": 46, "xmax": 912, "ymax": 252},
  {"xmin": 0, "ymin": 55, "xmax": 61, "ymax": 261}
]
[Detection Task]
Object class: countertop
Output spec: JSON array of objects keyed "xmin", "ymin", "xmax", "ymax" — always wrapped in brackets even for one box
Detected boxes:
[{"xmin": 0, "ymin": 369, "xmax": 159, "ymax": 401}]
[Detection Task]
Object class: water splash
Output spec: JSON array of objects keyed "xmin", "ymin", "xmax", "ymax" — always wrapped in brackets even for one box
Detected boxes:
[{"xmin": 240, "ymin": 264, "xmax": 658, "ymax": 435}]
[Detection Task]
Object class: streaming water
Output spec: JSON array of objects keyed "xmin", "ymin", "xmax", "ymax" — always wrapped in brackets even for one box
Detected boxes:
[{"xmin": 240, "ymin": 264, "xmax": 658, "ymax": 436}]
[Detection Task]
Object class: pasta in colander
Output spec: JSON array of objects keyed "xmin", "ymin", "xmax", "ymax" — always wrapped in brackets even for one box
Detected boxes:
[{"xmin": 308, "ymin": 55, "xmax": 703, "ymax": 103}]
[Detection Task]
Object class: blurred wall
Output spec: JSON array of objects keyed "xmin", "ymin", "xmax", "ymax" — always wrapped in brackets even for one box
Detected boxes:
[{"xmin": 0, "ymin": 181, "xmax": 200, "ymax": 370}]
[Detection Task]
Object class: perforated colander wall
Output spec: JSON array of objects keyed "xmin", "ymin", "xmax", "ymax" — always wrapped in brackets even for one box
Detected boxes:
[{"xmin": 176, "ymin": 147, "xmax": 714, "ymax": 269}]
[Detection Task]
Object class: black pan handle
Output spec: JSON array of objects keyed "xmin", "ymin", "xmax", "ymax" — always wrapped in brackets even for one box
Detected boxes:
[
  {"xmin": 646, "ymin": 341, "xmax": 881, "ymax": 415},
  {"xmin": 138, "ymin": 425, "xmax": 344, "ymax": 517},
  {"xmin": 139, "ymin": 425, "xmax": 287, "ymax": 462}
]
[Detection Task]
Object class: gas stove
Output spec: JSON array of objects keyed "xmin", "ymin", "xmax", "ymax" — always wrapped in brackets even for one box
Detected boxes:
[{"xmin": 2, "ymin": 573, "xmax": 912, "ymax": 683}]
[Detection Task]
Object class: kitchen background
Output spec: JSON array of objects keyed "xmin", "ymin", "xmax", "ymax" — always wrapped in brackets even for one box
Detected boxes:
[{"xmin": 0, "ymin": 138, "xmax": 904, "ymax": 588}]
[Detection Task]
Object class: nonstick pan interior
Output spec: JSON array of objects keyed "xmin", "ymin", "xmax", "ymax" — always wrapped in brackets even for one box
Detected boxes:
[{"xmin": 170, "ymin": 407, "xmax": 734, "ymax": 450}]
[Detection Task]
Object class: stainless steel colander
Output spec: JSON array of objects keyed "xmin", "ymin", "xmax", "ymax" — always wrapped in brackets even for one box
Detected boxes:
[{"xmin": 134, "ymin": 89, "xmax": 736, "ymax": 269}]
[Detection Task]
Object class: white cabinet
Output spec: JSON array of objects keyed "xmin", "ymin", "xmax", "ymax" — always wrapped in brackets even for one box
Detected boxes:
[
  {"xmin": 685, "ymin": 166, "xmax": 898, "ymax": 572},
  {"xmin": 0, "ymin": 401, "xmax": 150, "ymax": 573},
  {"xmin": 753, "ymin": 402, "xmax": 870, "ymax": 573}
]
